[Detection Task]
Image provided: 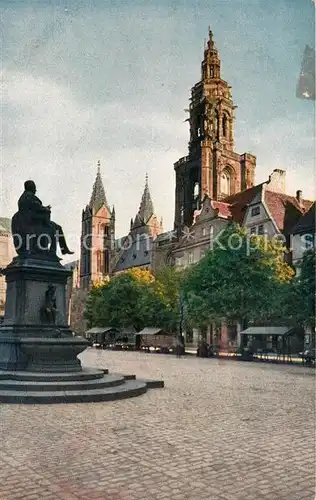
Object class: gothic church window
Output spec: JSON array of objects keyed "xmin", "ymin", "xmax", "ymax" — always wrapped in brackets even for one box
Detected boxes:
[
  {"xmin": 220, "ymin": 170, "xmax": 231, "ymax": 195},
  {"xmin": 222, "ymin": 114, "xmax": 228, "ymax": 137},
  {"xmin": 210, "ymin": 65, "xmax": 214, "ymax": 78},
  {"xmin": 215, "ymin": 111, "xmax": 220, "ymax": 139},
  {"xmin": 180, "ymin": 206, "xmax": 184, "ymax": 224}
]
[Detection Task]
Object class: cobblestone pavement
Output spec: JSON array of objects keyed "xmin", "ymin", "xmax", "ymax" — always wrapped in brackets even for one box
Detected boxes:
[{"xmin": 0, "ymin": 349, "xmax": 315, "ymax": 500}]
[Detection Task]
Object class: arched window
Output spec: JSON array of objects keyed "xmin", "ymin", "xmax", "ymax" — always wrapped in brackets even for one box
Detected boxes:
[
  {"xmin": 210, "ymin": 65, "xmax": 214, "ymax": 78},
  {"xmin": 96, "ymin": 250, "xmax": 101, "ymax": 273},
  {"xmin": 215, "ymin": 111, "xmax": 220, "ymax": 140},
  {"xmin": 222, "ymin": 114, "xmax": 228, "ymax": 137},
  {"xmin": 180, "ymin": 205, "xmax": 184, "ymax": 224},
  {"xmin": 193, "ymin": 182, "xmax": 199, "ymax": 198},
  {"xmin": 220, "ymin": 170, "xmax": 231, "ymax": 195}
]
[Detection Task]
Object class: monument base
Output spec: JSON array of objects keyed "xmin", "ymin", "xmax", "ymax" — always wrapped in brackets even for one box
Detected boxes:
[
  {"xmin": 0, "ymin": 255, "xmax": 164, "ymax": 403},
  {"xmin": 0, "ymin": 367, "xmax": 164, "ymax": 404}
]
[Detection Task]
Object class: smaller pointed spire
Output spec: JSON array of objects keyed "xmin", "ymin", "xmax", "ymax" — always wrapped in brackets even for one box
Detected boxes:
[
  {"xmin": 89, "ymin": 161, "xmax": 110, "ymax": 212},
  {"xmin": 137, "ymin": 173, "xmax": 154, "ymax": 223}
]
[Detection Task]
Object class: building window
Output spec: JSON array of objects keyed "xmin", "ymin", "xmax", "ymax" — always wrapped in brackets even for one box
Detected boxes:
[
  {"xmin": 210, "ymin": 65, "xmax": 214, "ymax": 78},
  {"xmin": 251, "ymin": 206, "xmax": 260, "ymax": 216},
  {"xmin": 303, "ymin": 234, "xmax": 314, "ymax": 249},
  {"xmin": 222, "ymin": 114, "xmax": 228, "ymax": 137},
  {"xmin": 258, "ymin": 225, "xmax": 264, "ymax": 235},
  {"xmin": 202, "ymin": 227, "xmax": 206, "ymax": 236},
  {"xmin": 180, "ymin": 205, "xmax": 184, "ymax": 224},
  {"xmin": 250, "ymin": 227, "xmax": 257, "ymax": 235},
  {"xmin": 220, "ymin": 170, "xmax": 231, "ymax": 195},
  {"xmin": 188, "ymin": 252, "xmax": 194, "ymax": 264},
  {"xmin": 201, "ymin": 248, "xmax": 208, "ymax": 258}
]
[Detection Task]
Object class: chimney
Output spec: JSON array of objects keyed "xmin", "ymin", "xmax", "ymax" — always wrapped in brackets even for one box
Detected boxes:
[
  {"xmin": 267, "ymin": 169, "xmax": 286, "ymax": 193},
  {"xmin": 296, "ymin": 190, "xmax": 303, "ymax": 205}
]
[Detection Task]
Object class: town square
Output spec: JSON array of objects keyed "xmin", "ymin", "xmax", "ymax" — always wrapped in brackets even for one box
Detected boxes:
[
  {"xmin": 0, "ymin": 350, "xmax": 315, "ymax": 500},
  {"xmin": 0, "ymin": 0, "xmax": 315, "ymax": 499}
]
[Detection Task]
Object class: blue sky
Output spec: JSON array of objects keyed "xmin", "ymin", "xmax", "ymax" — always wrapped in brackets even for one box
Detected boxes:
[{"xmin": 1, "ymin": 0, "xmax": 315, "ymax": 257}]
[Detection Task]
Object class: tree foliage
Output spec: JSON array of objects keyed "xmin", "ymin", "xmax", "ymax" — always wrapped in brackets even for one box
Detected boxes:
[
  {"xmin": 283, "ymin": 249, "xmax": 315, "ymax": 330},
  {"xmin": 182, "ymin": 224, "xmax": 294, "ymax": 326},
  {"xmin": 84, "ymin": 266, "xmax": 182, "ymax": 332}
]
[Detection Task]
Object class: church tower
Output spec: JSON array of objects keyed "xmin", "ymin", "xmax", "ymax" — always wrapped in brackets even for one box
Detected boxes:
[
  {"xmin": 80, "ymin": 162, "xmax": 115, "ymax": 289},
  {"xmin": 174, "ymin": 28, "xmax": 256, "ymax": 230}
]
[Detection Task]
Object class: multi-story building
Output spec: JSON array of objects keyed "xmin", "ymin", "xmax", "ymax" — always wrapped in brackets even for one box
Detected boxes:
[{"xmin": 0, "ymin": 217, "xmax": 15, "ymax": 319}]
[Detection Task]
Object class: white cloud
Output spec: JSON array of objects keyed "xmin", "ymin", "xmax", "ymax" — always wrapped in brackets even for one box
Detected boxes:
[{"xmin": 1, "ymin": 0, "xmax": 314, "ymax": 262}]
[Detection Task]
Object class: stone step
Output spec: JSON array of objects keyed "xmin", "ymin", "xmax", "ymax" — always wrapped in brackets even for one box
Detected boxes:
[
  {"xmin": 143, "ymin": 379, "xmax": 165, "ymax": 389},
  {"xmin": 0, "ymin": 379, "xmax": 148, "ymax": 404},
  {"xmin": 0, "ymin": 368, "xmax": 107, "ymax": 382},
  {"xmin": 0, "ymin": 373, "xmax": 125, "ymax": 392}
]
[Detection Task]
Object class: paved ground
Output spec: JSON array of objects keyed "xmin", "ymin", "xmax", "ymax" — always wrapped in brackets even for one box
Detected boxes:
[{"xmin": 0, "ymin": 349, "xmax": 315, "ymax": 500}]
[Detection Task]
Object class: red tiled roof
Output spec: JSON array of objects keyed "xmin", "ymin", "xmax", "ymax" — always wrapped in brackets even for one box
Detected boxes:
[
  {"xmin": 223, "ymin": 184, "xmax": 264, "ymax": 224},
  {"xmin": 264, "ymin": 190, "xmax": 313, "ymax": 233},
  {"xmin": 212, "ymin": 201, "xmax": 232, "ymax": 218}
]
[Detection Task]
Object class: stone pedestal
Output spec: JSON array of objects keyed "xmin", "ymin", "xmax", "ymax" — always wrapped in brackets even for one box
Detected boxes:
[
  {"xmin": 0, "ymin": 256, "xmax": 89, "ymax": 372},
  {"xmin": 0, "ymin": 255, "xmax": 164, "ymax": 403}
]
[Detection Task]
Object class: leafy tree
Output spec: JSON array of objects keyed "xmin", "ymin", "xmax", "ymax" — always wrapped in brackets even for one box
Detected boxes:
[
  {"xmin": 182, "ymin": 223, "xmax": 294, "ymax": 327},
  {"xmin": 284, "ymin": 249, "xmax": 315, "ymax": 331},
  {"xmin": 85, "ymin": 268, "xmax": 177, "ymax": 332}
]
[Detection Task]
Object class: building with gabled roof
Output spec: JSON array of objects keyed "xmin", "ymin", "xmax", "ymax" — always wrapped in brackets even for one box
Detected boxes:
[{"xmin": 0, "ymin": 217, "xmax": 15, "ymax": 317}]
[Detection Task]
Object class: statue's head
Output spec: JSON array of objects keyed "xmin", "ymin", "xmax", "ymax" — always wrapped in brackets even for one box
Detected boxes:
[{"xmin": 24, "ymin": 180, "xmax": 36, "ymax": 194}]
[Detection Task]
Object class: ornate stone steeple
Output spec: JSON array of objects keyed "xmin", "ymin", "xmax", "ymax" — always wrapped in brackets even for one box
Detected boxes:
[
  {"xmin": 129, "ymin": 174, "xmax": 163, "ymax": 240},
  {"xmin": 138, "ymin": 173, "xmax": 154, "ymax": 223},
  {"xmin": 201, "ymin": 27, "xmax": 221, "ymax": 81},
  {"xmin": 89, "ymin": 161, "xmax": 110, "ymax": 213},
  {"xmin": 173, "ymin": 28, "xmax": 256, "ymax": 230},
  {"xmin": 80, "ymin": 161, "xmax": 114, "ymax": 289}
]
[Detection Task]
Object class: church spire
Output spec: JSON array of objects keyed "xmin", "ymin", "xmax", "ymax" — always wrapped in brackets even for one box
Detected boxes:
[
  {"xmin": 137, "ymin": 173, "xmax": 154, "ymax": 223},
  {"xmin": 201, "ymin": 27, "xmax": 221, "ymax": 81},
  {"xmin": 89, "ymin": 161, "xmax": 109, "ymax": 212}
]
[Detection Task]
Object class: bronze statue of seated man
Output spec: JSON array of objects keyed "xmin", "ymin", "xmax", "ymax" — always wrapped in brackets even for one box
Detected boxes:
[{"xmin": 12, "ymin": 180, "xmax": 74, "ymax": 257}]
